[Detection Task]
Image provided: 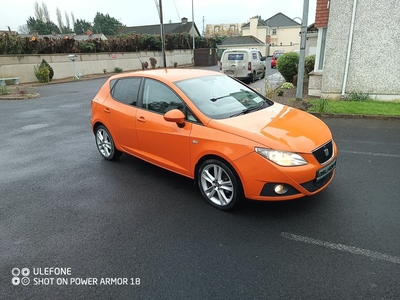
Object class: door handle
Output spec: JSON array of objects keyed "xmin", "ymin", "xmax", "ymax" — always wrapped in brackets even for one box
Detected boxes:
[
  {"xmin": 137, "ymin": 116, "xmax": 146, "ymax": 123},
  {"xmin": 104, "ymin": 108, "xmax": 110, "ymax": 114}
]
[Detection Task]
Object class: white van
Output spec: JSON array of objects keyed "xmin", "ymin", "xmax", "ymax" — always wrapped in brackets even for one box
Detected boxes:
[{"xmin": 220, "ymin": 49, "xmax": 266, "ymax": 83}]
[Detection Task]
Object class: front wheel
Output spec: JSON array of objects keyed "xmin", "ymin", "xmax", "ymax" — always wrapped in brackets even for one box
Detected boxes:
[
  {"xmin": 197, "ymin": 159, "xmax": 243, "ymax": 210},
  {"xmin": 95, "ymin": 125, "xmax": 122, "ymax": 160}
]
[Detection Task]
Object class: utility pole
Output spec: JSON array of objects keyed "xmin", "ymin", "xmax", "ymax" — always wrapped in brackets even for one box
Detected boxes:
[
  {"xmin": 192, "ymin": 0, "xmax": 195, "ymax": 65},
  {"xmin": 159, "ymin": 0, "xmax": 166, "ymax": 67},
  {"xmin": 296, "ymin": 0, "xmax": 309, "ymax": 100}
]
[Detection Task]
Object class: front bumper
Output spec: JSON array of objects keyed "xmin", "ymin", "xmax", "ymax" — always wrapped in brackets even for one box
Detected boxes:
[{"xmin": 232, "ymin": 142, "xmax": 338, "ymax": 201}]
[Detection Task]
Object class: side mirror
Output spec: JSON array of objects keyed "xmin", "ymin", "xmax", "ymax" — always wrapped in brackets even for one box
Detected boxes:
[
  {"xmin": 260, "ymin": 56, "xmax": 266, "ymax": 61},
  {"xmin": 163, "ymin": 109, "xmax": 186, "ymax": 128}
]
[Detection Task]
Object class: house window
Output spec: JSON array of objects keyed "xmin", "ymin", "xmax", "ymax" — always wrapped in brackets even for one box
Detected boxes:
[
  {"xmin": 230, "ymin": 25, "xmax": 235, "ymax": 32},
  {"xmin": 214, "ymin": 26, "xmax": 219, "ymax": 34},
  {"xmin": 280, "ymin": 43, "xmax": 282, "ymax": 46},
  {"xmin": 290, "ymin": 42, "xmax": 293, "ymax": 46},
  {"xmin": 272, "ymin": 29, "xmax": 277, "ymax": 35}
]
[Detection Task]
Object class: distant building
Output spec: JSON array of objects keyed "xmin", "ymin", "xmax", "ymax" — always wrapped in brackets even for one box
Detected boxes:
[
  {"xmin": 204, "ymin": 23, "xmax": 244, "ymax": 38},
  {"xmin": 115, "ymin": 17, "xmax": 200, "ymax": 37}
]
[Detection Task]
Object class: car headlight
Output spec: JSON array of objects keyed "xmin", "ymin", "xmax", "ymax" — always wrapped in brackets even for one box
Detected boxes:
[{"xmin": 255, "ymin": 147, "xmax": 308, "ymax": 166}]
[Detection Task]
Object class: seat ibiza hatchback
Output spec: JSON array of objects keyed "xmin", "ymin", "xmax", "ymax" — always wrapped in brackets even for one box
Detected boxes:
[{"xmin": 91, "ymin": 69, "xmax": 337, "ymax": 210}]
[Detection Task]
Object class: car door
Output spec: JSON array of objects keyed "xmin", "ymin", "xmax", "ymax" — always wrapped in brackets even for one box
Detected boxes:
[
  {"xmin": 135, "ymin": 78, "xmax": 192, "ymax": 176},
  {"xmin": 103, "ymin": 77, "xmax": 141, "ymax": 154}
]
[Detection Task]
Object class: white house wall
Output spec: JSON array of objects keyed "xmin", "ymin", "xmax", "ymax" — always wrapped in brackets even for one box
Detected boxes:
[{"xmin": 322, "ymin": 0, "xmax": 400, "ymax": 100}]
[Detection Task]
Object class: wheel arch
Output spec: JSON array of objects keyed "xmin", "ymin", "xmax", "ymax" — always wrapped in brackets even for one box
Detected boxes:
[{"xmin": 194, "ymin": 154, "xmax": 243, "ymax": 190}]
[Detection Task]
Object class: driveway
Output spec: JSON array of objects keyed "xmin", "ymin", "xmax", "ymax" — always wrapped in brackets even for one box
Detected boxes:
[{"xmin": 1, "ymin": 79, "xmax": 399, "ymax": 299}]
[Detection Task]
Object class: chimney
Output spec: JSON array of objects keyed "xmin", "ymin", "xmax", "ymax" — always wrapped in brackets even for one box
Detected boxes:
[{"xmin": 181, "ymin": 17, "xmax": 188, "ymax": 24}]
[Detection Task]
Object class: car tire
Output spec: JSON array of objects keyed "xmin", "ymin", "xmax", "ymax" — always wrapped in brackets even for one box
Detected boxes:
[
  {"xmin": 95, "ymin": 125, "xmax": 122, "ymax": 161},
  {"xmin": 261, "ymin": 68, "xmax": 266, "ymax": 79},
  {"xmin": 252, "ymin": 71, "xmax": 257, "ymax": 83},
  {"xmin": 197, "ymin": 159, "xmax": 243, "ymax": 210}
]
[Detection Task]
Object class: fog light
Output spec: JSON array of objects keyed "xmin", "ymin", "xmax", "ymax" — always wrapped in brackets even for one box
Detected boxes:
[{"xmin": 274, "ymin": 184, "xmax": 288, "ymax": 195}]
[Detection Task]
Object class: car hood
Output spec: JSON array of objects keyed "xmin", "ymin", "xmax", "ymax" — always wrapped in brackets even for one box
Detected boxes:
[{"xmin": 207, "ymin": 103, "xmax": 332, "ymax": 153}]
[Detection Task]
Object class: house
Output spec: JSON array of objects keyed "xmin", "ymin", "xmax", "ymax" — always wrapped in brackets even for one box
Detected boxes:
[
  {"xmin": 309, "ymin": 0, "xmax": 400, "ymax": 100},
  {"xmin": 264, "ymin": 13, "xmax": 301, "ymax": 56},
  {"xmin": 115, "ymin": 17, "xmax": 200, "ymax": 37},
  {"xmin": 241, "ymin": 17, "xmax": 268, "ymax": 44}
]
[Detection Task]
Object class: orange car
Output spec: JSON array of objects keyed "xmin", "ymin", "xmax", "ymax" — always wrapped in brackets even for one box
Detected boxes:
[{"xmin": 91, "ymin": 69, "xmax": 337, "ymax": 210}]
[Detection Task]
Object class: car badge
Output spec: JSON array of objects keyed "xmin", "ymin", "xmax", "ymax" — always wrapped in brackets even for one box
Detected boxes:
[{"xmin": 324, "ymin": 149, "xmax": 329, "ymax": 156}]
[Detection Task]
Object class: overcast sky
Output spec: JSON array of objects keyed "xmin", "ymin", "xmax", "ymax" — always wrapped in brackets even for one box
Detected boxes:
[{"xmin": 1, "ymin": 0, "xmax": 317, "ymax": 33}]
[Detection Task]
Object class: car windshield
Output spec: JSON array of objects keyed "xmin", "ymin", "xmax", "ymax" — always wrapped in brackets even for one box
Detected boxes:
[{"xmin": 175, "ymin": 75, "xmax": 273, "ymax": 119}]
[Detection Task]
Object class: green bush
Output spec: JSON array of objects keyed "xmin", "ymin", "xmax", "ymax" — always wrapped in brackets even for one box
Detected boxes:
[
  {"xmin": 114, "ymin": 67, "xmax": 123, "ymax": 73},
  {"xmin": 309, "ymin": 96, "xmax": 331, "ymax": 113},
  {"xmin": 305, "ymin": 55, "xmax": 316, "ymax": 74},
  {"xmin": 281, "ymin": 82, "xmax": 295, "ymax": 89},
  {"xmin": 34, "ymin": 64, "xmax": 50, "ymax": 83},
  {"xmin": 346, "ymin": 91, "xmax": 370, "ymax": 101},
  {"xmin": 40, "ymin": 59, "xmax": 54, "ymax": 81},
  {"xmin": 0, "ymin": 86, "xmax": 10, "ymax": 94},
  {"xmin": 277, "ymin": 52, "xmax": 299, "ymax": 83}
]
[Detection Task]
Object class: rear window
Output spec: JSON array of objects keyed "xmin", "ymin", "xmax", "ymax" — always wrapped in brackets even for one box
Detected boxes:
[{"xmin": 227, "ymin": 53, "xmax": 244, "ymax": 61}]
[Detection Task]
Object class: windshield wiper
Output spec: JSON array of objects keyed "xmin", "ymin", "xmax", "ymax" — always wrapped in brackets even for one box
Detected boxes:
[{"xmin": 210, "ymin": 94, "xmax": 231, "ymax": 102}]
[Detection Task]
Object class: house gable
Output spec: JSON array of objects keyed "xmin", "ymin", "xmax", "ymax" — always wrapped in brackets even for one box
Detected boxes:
[{"xmin": 264, "ymin": 12, "xmax": 301, "ymax": 28}]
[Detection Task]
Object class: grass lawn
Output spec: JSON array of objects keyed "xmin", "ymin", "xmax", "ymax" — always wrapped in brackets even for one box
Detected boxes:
[{"xmin": 307, "ymin": 99, "xmax": 400, "ymax": 116}]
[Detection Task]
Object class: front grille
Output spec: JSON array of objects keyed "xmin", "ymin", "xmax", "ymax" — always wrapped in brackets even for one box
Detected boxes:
[
  {"xmin": 260, "ymin": 183, "xmax": 300, "ymax": 196},
  {"xmin": 300, "ymin": 171, "xmax": 334, "ymax": 192},
  {"xmin": 312, "ymin": 140, "xmax": 333, "ymax": 165}
]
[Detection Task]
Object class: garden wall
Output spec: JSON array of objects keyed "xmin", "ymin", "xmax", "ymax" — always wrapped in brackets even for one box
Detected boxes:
[{"xmin": 0, "ymin": 50, "xmax": 194, "ymax": 84}]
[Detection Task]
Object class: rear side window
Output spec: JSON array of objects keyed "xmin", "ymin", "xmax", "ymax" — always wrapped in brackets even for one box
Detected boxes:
[
  {"xmin": 227, "ymin": 53, "xmax": 244, "ymax": 61},
  {"xmin": 111, "ymin": 77, "xmax": 141, "ymax": 106}
]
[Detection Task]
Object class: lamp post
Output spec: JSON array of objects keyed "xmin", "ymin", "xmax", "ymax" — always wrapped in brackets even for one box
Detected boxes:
[
  {"xmin": 192, "ymin": 0, "xmax": 195, "ymax": 65},
  {"xmin": 159, "ymin": 0, "xmax": 166, "ymax": 67},
  {"xmin": 68, "ymin": 54, "xmax": 78, "ymax": 79},
  {"xmin": 296, "ymin": 0, "xmax": 309, "ymax": 100}
]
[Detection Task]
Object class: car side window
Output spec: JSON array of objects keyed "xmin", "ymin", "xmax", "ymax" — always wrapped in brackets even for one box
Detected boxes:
[
  {"xmin": 111, "ymin": 77, "xmax": 141, "ymax": 106},
  {"xmin": 142, "ymin": 79, "xmax": 184, "ymax": 114},
  {"xmin": 252, "ymin": 52, "xmax": 258, "ymax": 61}
]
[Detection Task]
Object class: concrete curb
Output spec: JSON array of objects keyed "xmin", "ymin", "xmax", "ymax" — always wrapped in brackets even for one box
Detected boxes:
[{"xmin": 310, "ymin": 113, "xmax": 400, "ymax": 120}]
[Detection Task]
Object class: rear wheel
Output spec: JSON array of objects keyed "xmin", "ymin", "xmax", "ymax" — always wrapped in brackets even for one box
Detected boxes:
[
  {"xmin": 197, "ymin": 159, "xmax": 243, "ymax": 210},
  {"xmin": 95, "ymin": 125, "xmax": 122, "ymax": 161}
]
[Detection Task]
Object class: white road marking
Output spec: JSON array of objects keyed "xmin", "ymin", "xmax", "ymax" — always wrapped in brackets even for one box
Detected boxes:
[
  {"xmin": 281, "ymin": 232, "xmax": 400, "ymax": 265},
  {"xmin": 340, "ymin": 150, "xmax": 400, "ymax": 158}
]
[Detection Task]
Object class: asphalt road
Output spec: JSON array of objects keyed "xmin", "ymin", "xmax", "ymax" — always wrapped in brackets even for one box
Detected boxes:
[{"xmin": 1, "ymin": 78, "xmax": 399, "ymax": 300}]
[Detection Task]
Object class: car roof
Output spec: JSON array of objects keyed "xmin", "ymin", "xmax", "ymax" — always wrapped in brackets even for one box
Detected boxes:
[{"xmin": 108, "ymin": 68, "xmax": 223, "ymax": 83}]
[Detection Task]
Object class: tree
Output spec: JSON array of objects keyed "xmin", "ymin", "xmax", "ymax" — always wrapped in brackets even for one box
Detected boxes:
[
  {"xmin": 27, "ymin": 16, "xmax": 60, "ymax": 35},
  {"xmin": 74, "ymin": 19, "xmax": 92, "ymax": 34},
  {"xmin": 18, "ymin": 24, "xmax": 30, "ymax": 34},
  {"xmin": 92, "ymin": 12, "xmax": 123, "ymax": 35},
  {"xmin": 55, "ymin": 7, "xmax": 72, "ymax": 33},
  {"xmin": 34, "ymin": 1, "xmax": 50, "ymax": 22}
]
